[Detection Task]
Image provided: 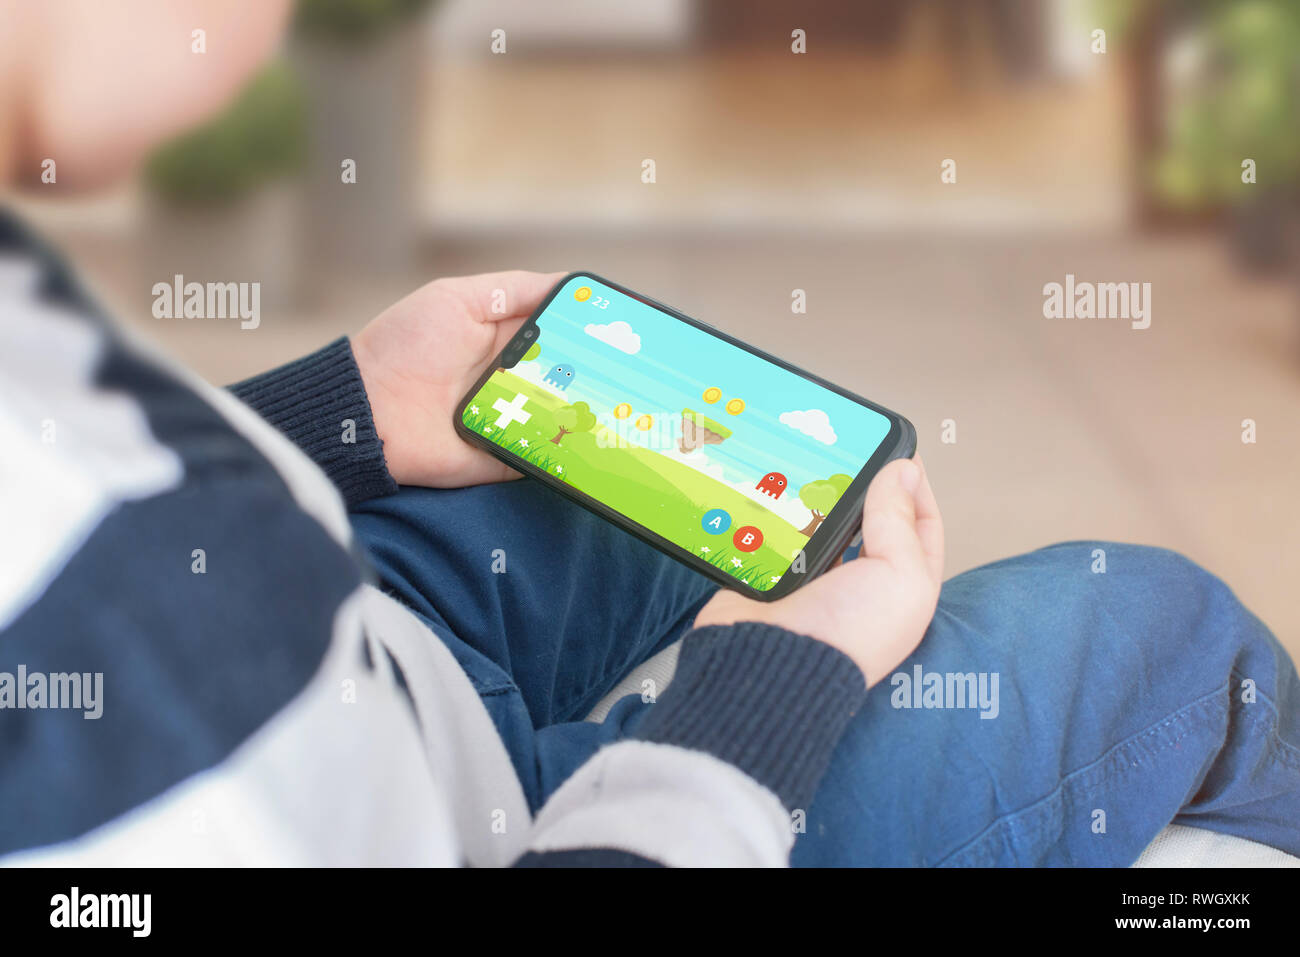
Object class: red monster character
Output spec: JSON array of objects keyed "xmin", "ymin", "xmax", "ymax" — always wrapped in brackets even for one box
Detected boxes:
[{"xmin": 755, "ymin": 471, "xmax": 788, "ymax": 500}]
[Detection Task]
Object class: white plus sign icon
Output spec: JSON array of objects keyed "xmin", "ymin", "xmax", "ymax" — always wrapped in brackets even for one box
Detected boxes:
[{"xmin": 492, "ymin": 393, "xmax": 532, "ymax": 429}]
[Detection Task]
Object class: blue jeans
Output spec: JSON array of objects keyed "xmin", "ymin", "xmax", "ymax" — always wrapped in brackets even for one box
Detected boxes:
[{"xmin": 351, "ymin": 481, "xmax": 1300, "ymax": 865}]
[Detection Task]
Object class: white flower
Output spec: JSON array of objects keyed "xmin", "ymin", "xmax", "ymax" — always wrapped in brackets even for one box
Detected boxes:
[
  {"xmin": 699, "ymin": 546, "xmax": 710, "ymax": 554},
  {"xmin": 555, "ymin": 466, "xmax": 564, "ymax": 474},
  {"xmin": 519, "ymin": 439, "xmax": 529, "ymax": 448},
  {"xmin": 730, "ymin": 558, "xmax": 743, "ymax": 568},
  {"xmin": 484, "ymin": 426, "xmax": 493, "ymax": 434},
  {"xmin": 470, "ymin": 405, "xmax": 480, "ymax": 414},
  {"xmin": 770, "ymin": 576, "xmax": 781, "ymax": 583}
]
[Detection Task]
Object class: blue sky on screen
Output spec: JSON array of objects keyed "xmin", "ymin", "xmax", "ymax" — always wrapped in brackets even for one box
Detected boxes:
[{"xmin": 522, "ymin": 275, "xmax": 891, "ymax": 491}]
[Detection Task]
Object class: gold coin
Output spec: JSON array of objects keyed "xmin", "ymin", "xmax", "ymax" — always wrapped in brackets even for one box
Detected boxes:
[
  {"xmin": 725, "ymin": 398, "xmax": 745, "ymax": 415},
  {"xmin": 613, "ymin": 402, "xmax": 632, "ymax": 419},
  {"xmin": 634, "ymin": 414, "xmax": 654, "ymax": 431},
  {"xmin": 702, "ymin": 387, "xmax": 722, "ymax": 404},
  {"xmin": 574, "ymin": 286, "xmax": 592, "ymax": 302}
]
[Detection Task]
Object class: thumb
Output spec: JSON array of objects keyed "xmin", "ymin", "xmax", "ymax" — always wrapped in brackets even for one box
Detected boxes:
[
  {"xmin": 465, "ymin": 271, "xmax": 568, "ymax": 322},
  {"xmin": 859, "ymin": 459, "xmax": 926, "ymax": 576}
]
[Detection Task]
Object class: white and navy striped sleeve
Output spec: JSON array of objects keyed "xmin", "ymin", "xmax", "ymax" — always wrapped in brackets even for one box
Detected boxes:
[
  {"xmin": 0, "ymin": 212, "xmax": 465, "ymax": 866},
  {"xmin": 516, "ymin": 624, "xmax": 867, "ymax": 867},
  {"xmin": 1, "ymin": 210, "xmax": 871, "ymax": 868}
]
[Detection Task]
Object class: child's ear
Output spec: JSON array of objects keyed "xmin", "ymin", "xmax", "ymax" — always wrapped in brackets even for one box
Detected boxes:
[{"xmin": 19, "ymin": 0, "xmax": 292, "ymax": 189}]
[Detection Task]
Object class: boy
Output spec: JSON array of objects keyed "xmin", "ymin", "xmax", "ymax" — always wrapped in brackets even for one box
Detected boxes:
[{"xmin": 2, "ymin": 1, "xmax": 1297, "ymax": 866}]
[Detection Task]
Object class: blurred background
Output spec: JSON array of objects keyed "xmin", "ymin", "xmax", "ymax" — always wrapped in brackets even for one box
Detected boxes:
[{"xmin": 13, "ymin": 0, "xmax": 1300, "ymax": 653}]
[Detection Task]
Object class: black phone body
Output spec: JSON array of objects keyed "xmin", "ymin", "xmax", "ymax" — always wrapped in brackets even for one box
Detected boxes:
[{"xmin": 453, "ymin": 272, "xmax": 915, "ymax": 600}]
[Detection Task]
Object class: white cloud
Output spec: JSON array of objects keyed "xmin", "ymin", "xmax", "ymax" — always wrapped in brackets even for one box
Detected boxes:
[
  {"xmin": 508, "ymin": 358, "xmax": 569, "ymax": 397},
  {"xmin": 779, "ymin": 408, "xmax": 837, "ymax": 445},
  {"xmin": 584, "ymin": 319, "xmax": 641, "ymax": 355},
  {"xmin": 510, "ymin": 358, "xmax": 543, "ymax": 382},
  {"xmin": 662, "ymin": 446, "xmax": 728, "ymax": 482}
]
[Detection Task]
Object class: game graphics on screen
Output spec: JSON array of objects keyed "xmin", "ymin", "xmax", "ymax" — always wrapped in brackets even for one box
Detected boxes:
[{"xmin": 462, "ymin": 277, "xmax": 892, "ymax": 590}]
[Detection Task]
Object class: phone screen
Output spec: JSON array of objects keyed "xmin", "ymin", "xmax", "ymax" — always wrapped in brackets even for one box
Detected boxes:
[{"xmin": 460, "ymin": 275, "xmax": 894, "ymax": 591}]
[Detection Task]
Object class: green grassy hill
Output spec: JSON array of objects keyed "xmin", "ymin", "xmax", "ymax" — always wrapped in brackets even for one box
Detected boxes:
[{"xmin": 463, "ymin": 370, "xmax": 805, "ymax": 590}]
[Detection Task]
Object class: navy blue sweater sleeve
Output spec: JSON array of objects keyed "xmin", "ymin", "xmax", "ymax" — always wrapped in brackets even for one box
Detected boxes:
[
  {"xmin": 228, "ymin": 337, "xmax": 398, "ymax": 507},
  {"xmin": 515, "ymin": 622, "xmax": 867, "ymax": 866},
  {"xmin": 633, "ymin": 623, "xmax": 868, "ymax": 813}
]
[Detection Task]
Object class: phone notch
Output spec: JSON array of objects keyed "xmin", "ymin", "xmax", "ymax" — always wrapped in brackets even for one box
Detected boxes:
[{"xmin": 503, "ymin": 325, "xmax": 538, "ymax": 368}]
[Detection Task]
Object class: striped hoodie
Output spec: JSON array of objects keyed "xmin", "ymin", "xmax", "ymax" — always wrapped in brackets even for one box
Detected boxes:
[{"xmin": 0, "ymin": 211, "xmax": 866, "ymax": 867}]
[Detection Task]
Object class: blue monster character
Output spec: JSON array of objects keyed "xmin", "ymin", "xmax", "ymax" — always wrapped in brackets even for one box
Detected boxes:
[{"xmin": 543, "ymin": 363, "xmax": 576, "ymax": 391}]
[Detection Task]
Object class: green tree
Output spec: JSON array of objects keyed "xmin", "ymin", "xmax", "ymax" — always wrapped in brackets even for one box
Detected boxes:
[
  {"xmin": 145, "ymin": 62, "xmax": 306, "ymax": 204},
  {"xmin": 550, "ymin": 401, "xmax": 596, "ymax": 445},
  {"xmin": 296, "ymin": 0, "xmax": 439, "ymax": 43},
  {"xmin": 797, "ymin": 473, "xmax": 853, "ymax": 536}
]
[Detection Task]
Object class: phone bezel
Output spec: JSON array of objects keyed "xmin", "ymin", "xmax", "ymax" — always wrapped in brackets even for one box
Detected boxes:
[{"xmin": 452, "ymin": 271, "xmax": 916, "ymax": 601}]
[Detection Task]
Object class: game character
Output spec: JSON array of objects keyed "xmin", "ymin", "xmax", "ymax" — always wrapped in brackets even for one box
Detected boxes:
[
  {"xmin": 543, "ymin": 363, "xmax": 576, "ymax": 390},
  {"xmin": 756, "ymin": 472, "xmax": 788, "ymax": 499}
]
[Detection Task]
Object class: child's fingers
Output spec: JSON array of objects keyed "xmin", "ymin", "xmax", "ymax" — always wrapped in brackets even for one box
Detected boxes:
[
  {"xmin": 912, "ymin": 455, "xmax": 945, "ymax": 585},
  {"xmin": 490, "ymin": 316, "xmax": 528, "ymax": 355},
  {"xmin": 464, "ymin": 271, "xmax": 568, "ymax": 322},
  {"xmin": 859, "ymin": 459, "xmax": 928, "ymax": 579}
]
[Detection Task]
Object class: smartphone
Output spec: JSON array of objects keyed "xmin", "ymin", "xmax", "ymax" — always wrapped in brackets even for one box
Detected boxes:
[{"xmin": 454, "ymin": 273, "xmax": 915, "ymax": 600}]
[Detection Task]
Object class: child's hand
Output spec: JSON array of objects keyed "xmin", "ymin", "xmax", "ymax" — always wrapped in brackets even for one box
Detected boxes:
[
  {"xmin": 692, "ymin": 457, "xmax": 944, "ymax": 687},
  {"xmin": 351, "ymin": 271, "xmax": 566, "ymax": 488}
]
